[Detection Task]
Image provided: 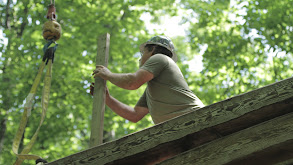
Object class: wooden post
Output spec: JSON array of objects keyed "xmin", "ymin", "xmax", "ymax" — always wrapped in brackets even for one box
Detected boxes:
[{"xmin": 89, "ymin": 33, "xmax": 110, "ymax": 147}]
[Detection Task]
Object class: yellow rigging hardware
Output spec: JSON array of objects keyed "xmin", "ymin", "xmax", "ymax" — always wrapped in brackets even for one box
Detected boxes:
[{"xmin": 12, "ymin": 1, "xmax": 62, "ymax": 164}]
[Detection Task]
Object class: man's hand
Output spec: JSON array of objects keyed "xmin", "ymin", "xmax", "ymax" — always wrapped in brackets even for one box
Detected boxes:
[
  {"xmin": 92, "ymin": 65, "xmax": 112, "ymax": 80},
  {"xmin": 90, "ymin": 83, "xmax": 95, "ymax": 96},
  {"xmin": 90, "ymin": 83, "xmax": 110, "ymax": 97}
]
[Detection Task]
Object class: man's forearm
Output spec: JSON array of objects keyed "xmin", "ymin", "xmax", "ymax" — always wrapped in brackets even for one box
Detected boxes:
[
  {"xmin": 93, "ymin": 66, "xmax": 152, "ymax": 90},
  {"xmin": 108, "ymin": 73, "xmax": 137, "ymax": 90},
  {"xmin": 106, "ymin": 95, "xmax": 139, "ymax": 122}
]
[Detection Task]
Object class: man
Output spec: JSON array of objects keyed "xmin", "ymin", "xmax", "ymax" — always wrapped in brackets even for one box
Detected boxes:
[{"xmin": 92, "ymin": 36, "xmax": 204, "ymax": 124}]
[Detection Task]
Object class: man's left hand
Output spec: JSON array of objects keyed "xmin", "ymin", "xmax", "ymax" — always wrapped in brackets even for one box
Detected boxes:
[{"xmin": 92, "ymin": 65, "xmax": 112, "ymax": 80}]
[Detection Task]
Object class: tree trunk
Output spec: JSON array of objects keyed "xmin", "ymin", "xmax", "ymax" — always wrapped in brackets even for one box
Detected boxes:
[
  {"xmin": 0, "ymin": 118, "xmax": 7, "ymax": 155},
  {"xmin": 5, "ymin": 0, "xmax": 11, "ymax": 29}
]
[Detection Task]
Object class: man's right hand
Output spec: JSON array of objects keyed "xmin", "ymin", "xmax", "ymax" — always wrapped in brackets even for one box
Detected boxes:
[
  {"xmin": 90, "ymin": 83, "xmax": 110, "ymax": 97},
  {"xmin": 90, "ymin": 83, "xmax": 94, "ymax": 96}
]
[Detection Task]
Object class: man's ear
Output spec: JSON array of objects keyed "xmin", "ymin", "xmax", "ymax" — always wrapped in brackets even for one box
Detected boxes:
[{"xmin": 150, "ymin": 46, "xmax": 156, "ymax": 55}]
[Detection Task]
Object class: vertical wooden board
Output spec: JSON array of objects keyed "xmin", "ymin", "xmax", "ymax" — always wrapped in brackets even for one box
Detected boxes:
[{"xmin": 89, "ymin": 33, "xmax": 110, "ymax": 147}]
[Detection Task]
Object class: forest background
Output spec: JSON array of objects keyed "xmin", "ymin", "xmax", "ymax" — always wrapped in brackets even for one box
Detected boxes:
[{"xmin": 0, "ymin": 0, "xmax": 292, "ymax": 164}]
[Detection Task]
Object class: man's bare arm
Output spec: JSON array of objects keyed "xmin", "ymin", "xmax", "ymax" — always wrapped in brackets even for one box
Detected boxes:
[
  {"xmin": 93, "ymin": 66, "xmax": 153, "ymax": 90},
  {"xmin": 106, "ymin": 94, "xmax": 149, "ymax": 123}
]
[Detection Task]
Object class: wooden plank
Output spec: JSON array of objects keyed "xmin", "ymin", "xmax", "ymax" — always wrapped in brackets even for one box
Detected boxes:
[
  {"xmin": 275, "ymin": 158, "xmax": 293, "ymax": 165},
  {"xmin": 106, "ymin": 97, "xmax": 293, "ymax": 165},
  {"xmin": 225, "ymin": 139, "xmax": 293, "ymax": 165},
  {"xmin": 47, "ymin": 77, "xmax": 293, "ymax": 165},
  {"xmin": 89, "ymin": 33, "xmax": 110, "ymax": 147},
  {"xmin": 159, "ymin": 112, "xmax": 293, "ymax": 165}
]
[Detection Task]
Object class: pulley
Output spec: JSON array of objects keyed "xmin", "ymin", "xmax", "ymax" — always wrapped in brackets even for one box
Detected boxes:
[{"xmin": 42, "ymin": 3, "xmax": 62, "ymax": 41}]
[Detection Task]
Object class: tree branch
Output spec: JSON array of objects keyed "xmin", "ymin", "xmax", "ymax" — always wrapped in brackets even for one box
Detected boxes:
[
  {"xmin": 18, "ymin": 2, "xmax": 29, "ymax": 37},
  {"xmin": 5, "ymin": 0, "xmax": 11, "ymax": 29},
  {"xmin": 0, "ymin": 118, "xmax": 7, "ymax": 155}
]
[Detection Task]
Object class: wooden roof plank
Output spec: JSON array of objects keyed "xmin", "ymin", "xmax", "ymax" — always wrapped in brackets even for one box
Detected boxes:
[
  {"xmin": 47, "ymin": 77, "xmax": 293, "ymax": 165},
  {"xmin": 225, "ymin": 139, "xmax": 293, "ymax": 165},
  {"xmin": 158, "ymin": 112, "xmax": 293, "ymax": 165},
  {"xmin": 275, "ymin": 158, "xmax": 293, "ymax": 165}
]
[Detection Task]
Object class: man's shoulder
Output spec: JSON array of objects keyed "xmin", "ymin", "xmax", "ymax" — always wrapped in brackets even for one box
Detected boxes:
[
  {"xmin": 149, "ymin": 54, "xmax": 171, "ymax": 63},
  {"xmin": 141, "ymin": 54, "xmax": 171, "ymax": 77},
  {"xmin": 151, "ymin": 53, "xmax": 168, "ymax": 58}
]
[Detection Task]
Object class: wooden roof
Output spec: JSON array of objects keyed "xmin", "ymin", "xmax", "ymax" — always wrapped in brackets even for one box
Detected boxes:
[{"xmin": 48, "ymin": 77, "xmax": 293, "ymax": 165}]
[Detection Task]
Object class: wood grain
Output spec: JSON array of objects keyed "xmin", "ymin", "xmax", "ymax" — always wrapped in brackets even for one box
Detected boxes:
[
  {"xmin": 47, "ymin": 77, "xmax": 293, "ymax": 165},
  {"xmin": 89, "ymin": 33, "xmax": 110, "ymax": 147},
  {"xmin": 159, "ymin": 112, "xmax": 293, "ymax": 165}
]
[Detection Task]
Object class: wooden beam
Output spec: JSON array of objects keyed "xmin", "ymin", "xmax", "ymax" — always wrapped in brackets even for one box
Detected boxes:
[
  {"xmin": 159, "ymin": 112, "xmax": 293, "ymax": 165},
  {"xmin": 47, "ymin": 77, "xmax": 293, "ymax": 165},
  {"xmin": 89, "ymin": 33, "xmax": 110, "ymax": 147},
  {"xmin": 276, "ymin": 158, "xmax": 293, "ymax": 165},
  {"xmin": 225, "ymin": 139, "xmax": 293, "ymax": 165}
]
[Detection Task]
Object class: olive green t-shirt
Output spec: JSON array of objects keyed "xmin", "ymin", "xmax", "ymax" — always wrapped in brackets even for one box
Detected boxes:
[{"xmin": 136, "ymin": 54, "xmax": 204, "ymax": 124}]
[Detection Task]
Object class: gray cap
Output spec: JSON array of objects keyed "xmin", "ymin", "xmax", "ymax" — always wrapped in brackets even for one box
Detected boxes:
[{"xmin": 140, "ymin": 35, "xmax": 177, "ymax": 62}]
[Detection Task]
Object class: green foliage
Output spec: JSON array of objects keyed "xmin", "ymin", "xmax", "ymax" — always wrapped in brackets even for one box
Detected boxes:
[
  {"xmin": 182, "ymin": 0, "xmax": 293, "ymax": 104},
  {"xmin": 0, "ymin": 0, "xmax": 292, "ymax": 164}
]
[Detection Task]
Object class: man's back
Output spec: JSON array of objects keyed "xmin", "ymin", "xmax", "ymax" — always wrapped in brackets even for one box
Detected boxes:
[{"xmin": 137, "ymin": 54, "xmax": 204, "ymax": 124}]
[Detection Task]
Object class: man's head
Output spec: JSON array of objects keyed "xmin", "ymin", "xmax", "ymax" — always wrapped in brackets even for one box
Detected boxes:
[{"xmin": 139, "ymin": 36, "xmax": 177, "ymax": 67}]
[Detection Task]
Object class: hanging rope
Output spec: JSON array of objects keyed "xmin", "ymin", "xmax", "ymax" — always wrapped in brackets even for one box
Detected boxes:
[{"xmin": 12, "ymin": 1, "xmax": 61, "ymax": 164}]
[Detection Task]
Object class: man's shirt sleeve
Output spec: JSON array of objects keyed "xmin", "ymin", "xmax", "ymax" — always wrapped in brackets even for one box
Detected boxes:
[{"xmin": 140, "ymin": 54, "xmax": 169, "ymax": 78}]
